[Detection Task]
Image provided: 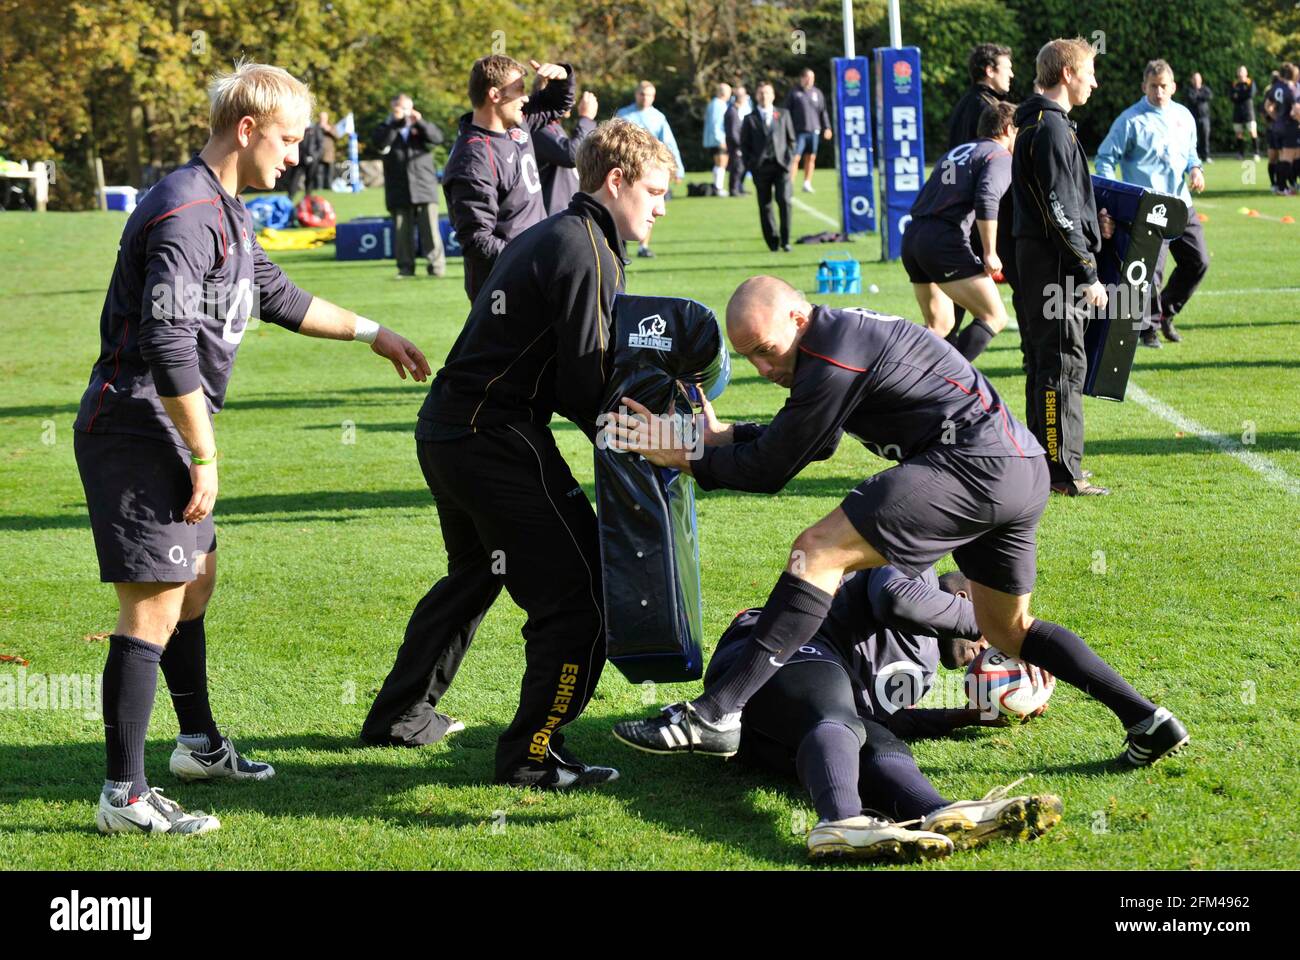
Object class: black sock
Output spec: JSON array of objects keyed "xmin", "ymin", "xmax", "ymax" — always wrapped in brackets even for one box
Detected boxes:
[
  {"xmin": 694, "ymin": 572, "xmax": 835, "ymax": 721},
  {"xmin": 1020, "ymin": 619, "xmax": 1156, "ymax": 728},
  {"xmin": 1268, "ymin": 162, "xmax": 1277, "ymax": 187},
  {"xmin": 1279, "ymin": 161, "xmax": 1293, "ymax": 189},
  {"xmin": 860, "ymin": 749, "xmax": 949, "ymax": 821},
  {"xmin": 160, "ymin": 614, "xmax": 222, "ymax": 750},
  {"xmin": 956, "ymin": 317, "xmax": 996, "ymax": 361},
  {"xmin": 796, "ymin": 721, "xmax": 863, "ymax": 822},
  {"xmin": 103, "ymin": 634, "xmax": 163, "ymax": 798}
]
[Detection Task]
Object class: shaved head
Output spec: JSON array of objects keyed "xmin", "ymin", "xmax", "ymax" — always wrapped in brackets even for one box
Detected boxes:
[
  {"xmin": 725, "ymin": 276, "xmax": 814, "ymax": 389},
  {"xmin": 726, "ymin": 276, "xmax": 805, "ymax": 336}
]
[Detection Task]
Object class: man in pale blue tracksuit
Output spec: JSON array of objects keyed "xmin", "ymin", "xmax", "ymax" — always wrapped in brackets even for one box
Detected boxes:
[
  {"xmin": 1095, "ymin": 58, "xmax": 1208, "ymax": 348},
  {"xmin": 616, "ymin": 80, "xmax": 686, "ymax": 257},
  {"xmin": 703, "ymin": 83, "xmax": 732, "ymax": 195}
]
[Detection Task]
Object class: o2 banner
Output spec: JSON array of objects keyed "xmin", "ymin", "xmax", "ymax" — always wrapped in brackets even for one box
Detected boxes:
[
  {"xmin": 833, "ymin": 57, "xmax": 876, "ymax": 235},
  {"xmin": 874, "ymin": 46, "xmax": 925, "ymax": 260}
]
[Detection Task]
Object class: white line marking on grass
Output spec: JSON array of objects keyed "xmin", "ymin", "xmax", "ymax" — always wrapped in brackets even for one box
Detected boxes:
[
  {"xmin": 1194, "ymin": 286, "xmax": 1300, "ymax": 297},
  {"xmin": 792, "ymin": 196, "xmax": 840, "ymax": 228},
  {"xmin": 1126, "ymin": 382, "xmax": 1300, "ymax": 496}
]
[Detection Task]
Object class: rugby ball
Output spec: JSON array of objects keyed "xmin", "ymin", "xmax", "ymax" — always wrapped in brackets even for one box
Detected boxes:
[{"xmin": 966, "ymin": 647, "xmax": 1055, "ymax": 718}]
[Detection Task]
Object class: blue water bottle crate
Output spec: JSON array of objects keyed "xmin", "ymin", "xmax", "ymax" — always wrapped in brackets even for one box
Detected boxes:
[{"xmin": 815, "ymin": 257, "xmax": 862, "ymax": 295}]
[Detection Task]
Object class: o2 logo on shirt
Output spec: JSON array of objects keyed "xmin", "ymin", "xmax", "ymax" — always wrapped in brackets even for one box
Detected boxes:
[
  {"xmin": 220, "ymin": 277, "xmax": 255, "ymax": 345},
  {"xmin": 520, "ymin": 153, "xmax": 542, "ymax": 195},
  {"xmin": 946, "ymin": 142, "xmax": 977, "ymax": 167}
]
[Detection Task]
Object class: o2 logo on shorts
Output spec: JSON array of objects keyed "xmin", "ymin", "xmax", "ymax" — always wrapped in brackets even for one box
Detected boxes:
[
  {"xmin": 520, "ymin": 153, "xmax": 542, "ymax": 195},
  {"xmin": 865, "ymin": 439, "xmax": 904, "ymax": 460},
  {"xmin": 167, "ymin": 545, "xmax": 187, "ymax": 566}
]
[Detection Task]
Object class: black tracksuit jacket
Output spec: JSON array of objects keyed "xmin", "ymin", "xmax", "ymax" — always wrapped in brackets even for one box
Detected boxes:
[{"xmin": 1011, "ymin": 94, "xmax": 1101, "ymax": 285}]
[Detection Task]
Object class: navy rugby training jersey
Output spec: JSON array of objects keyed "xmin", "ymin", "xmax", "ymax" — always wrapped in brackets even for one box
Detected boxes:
[
  {"xmin": 74, "ymin": 155, "xmax": 312, "ymax": 450},
  {"xmin": 713, "ymin": 567, "xmax": 980, "ymax": 719},
  {"xmin": 693, "ymin": 306, "xmax": 1044, "ymax": 494},
  {"xmin": 908, "ymin": 138, "xmax": 1012, "ymax": 236}
]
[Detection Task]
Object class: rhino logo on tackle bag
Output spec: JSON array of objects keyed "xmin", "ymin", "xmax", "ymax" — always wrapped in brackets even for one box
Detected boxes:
[
  {"xmin": 629, "ymin": 313, "xmax": 672, "ymax": 350},
  {"xmin": 596, "ymin": 295, "xmax": 730, "ymax": 683}
]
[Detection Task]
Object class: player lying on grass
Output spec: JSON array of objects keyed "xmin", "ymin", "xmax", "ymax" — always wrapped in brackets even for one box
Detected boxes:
[
  {"xmin": 623, "ymin": 564, "xmax": 1061, "ymax": 863},
  {"xmin": 608, "ymin": 276, "xmax": 1188, "ymax": 776},
  {"xmin": 72, "ymin": 61, "xmax": 430, "ymax": 836}
]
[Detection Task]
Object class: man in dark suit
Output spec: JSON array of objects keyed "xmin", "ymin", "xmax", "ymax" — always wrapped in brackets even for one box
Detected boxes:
[
  {"xmin": 724, "ymin": 85, "xmax": 751, "ymax": 195},
  {"xmin": 741, "ymin": 81, "xmax": 797, "ymax": 251},
  {"xmin": 372, "ymin": 93, "xmax": 447, "ymax": 279}
]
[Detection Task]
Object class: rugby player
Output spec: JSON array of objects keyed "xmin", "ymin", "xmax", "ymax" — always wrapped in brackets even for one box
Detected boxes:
[
  {"xmin": 74, "ymin": 62, "xmax": 430, "ymax": 835},
  {"xmin": 944, "ymin": 42, "xmax": 1015, "ymax": 348},
  {"xmin": 607, "ymin": 277, "xmax": 1188, "ymax": 778},
  {"xmin": 361, "ymin": 120, "xmax": 677, "ymax": 790},
  {"xmin": 443, "ymin": 55, "xmax": 576, "ymax": 302},
  {"xmin": 685, "ymin": 566, "xmax": 1061, "ymax": 861},
  {"xmin": 902, "ymin": 100, "xmax": 1017, "ymax": 361},
  {"xmin": 1013, "ymin": 38, "xmax": 1111, "ymax": 496},
  {"xmin": 1264, "ymin": 70, "xmax": 1283, "ymax": 191},
  {"xmin": 1266, "ymin": 63, "xmax": 1299, "ymax": 194}
]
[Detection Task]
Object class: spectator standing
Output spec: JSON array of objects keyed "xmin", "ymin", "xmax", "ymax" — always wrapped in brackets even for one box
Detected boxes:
[
  {"xmin": 742, "ymin": 80, "xmax": 797, "ymax": 251},
  {"xmin": 373, "ymin": 93, "xmax": 447, "ymax": 279},
  {"xmin": 1185, "ymin": 72, "xmax": 1214, "ymax": 163},
  {"xmin": 703, "ymin": 83, "xmax": 732, "ymax": 195},
  {"xmin": 785, "ymin": 68, "xmax": 832, "ymax": 193},
  {"xmin": 725, "ymin": 85, "xmax": 753, "ymax": 196},
  {"xmin": 615, "ymin": 81, "xmax": 685, "ymax": 257}
]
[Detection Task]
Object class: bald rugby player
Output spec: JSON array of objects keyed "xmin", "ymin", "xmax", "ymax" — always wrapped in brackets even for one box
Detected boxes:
[{"xmin": 608, "ymin": 277, "xmax": 1188, "ymax": 775}]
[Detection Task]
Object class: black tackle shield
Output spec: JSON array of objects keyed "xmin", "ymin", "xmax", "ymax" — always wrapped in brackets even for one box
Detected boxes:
[
  {"xmin": 595, "ymin": 294, "xmax": 730, "ymax": 683},
  {"xmin": 1086, "ymin": 176, "xmax": 1189, "ymax": 399}
]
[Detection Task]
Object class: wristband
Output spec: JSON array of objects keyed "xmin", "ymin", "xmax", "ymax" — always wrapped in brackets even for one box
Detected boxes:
[
  {"xmin": 354, "ymin": 316, "xmax": 381, "ymax": 344},
  {"xmin": 191, "ymin": 453, "xmax": 217, "ymax": 465}
]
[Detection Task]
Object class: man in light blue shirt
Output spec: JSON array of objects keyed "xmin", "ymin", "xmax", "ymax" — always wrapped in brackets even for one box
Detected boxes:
[
  {"xmin": 703, "ymin": 83, "xmax": 731, "ymax": 196},
  {"xmin": 1095, "ymin": 59, "xmax": 1208, "ymax": 347},
  {"xmin": 616, "ymin": 81, "xmax": 686, "ymax": 257}
]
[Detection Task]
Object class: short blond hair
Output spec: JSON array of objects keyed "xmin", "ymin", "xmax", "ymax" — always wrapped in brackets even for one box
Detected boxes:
[
  {"xmin": 1036, "ymin": 38, "xmax": 1095, "ymax": 88},
  {"xmin": 208, "ymin": 61, "xmax": 313, "ymax": 134},
  {"xmin": 576, "ymin": 119, "xmax": 676, "ymax": 193}
]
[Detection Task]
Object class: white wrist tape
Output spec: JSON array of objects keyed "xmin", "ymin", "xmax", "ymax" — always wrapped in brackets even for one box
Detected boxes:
[{"xmin": 353, "ymin": 316, "xmax": 381, "ymax": 344}]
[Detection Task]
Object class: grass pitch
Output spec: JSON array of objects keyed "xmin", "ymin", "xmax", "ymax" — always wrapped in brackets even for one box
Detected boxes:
[{"xmin": 1, "ymin": 160, "xmax": 1296, "ymax": 869}]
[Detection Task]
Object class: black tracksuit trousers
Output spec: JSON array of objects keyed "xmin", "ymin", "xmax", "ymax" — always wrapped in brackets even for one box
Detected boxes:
[
  {"xmin": 361, "ymin": 423, "xmax": 606, "ymax": 780},
  {"xmin": 1017, "ymin": 237, "xmax": 1089, "ymax": 485}
]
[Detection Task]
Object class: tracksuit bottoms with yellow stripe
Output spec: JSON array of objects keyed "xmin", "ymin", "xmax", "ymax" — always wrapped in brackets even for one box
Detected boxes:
[
  {"xmin": 361, "ymin": 192, "xmax": 628, "ymax": 781},
  {"xmin": 1011, "ymin": 93, "xmax": 1104, "ymax": 487}
]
